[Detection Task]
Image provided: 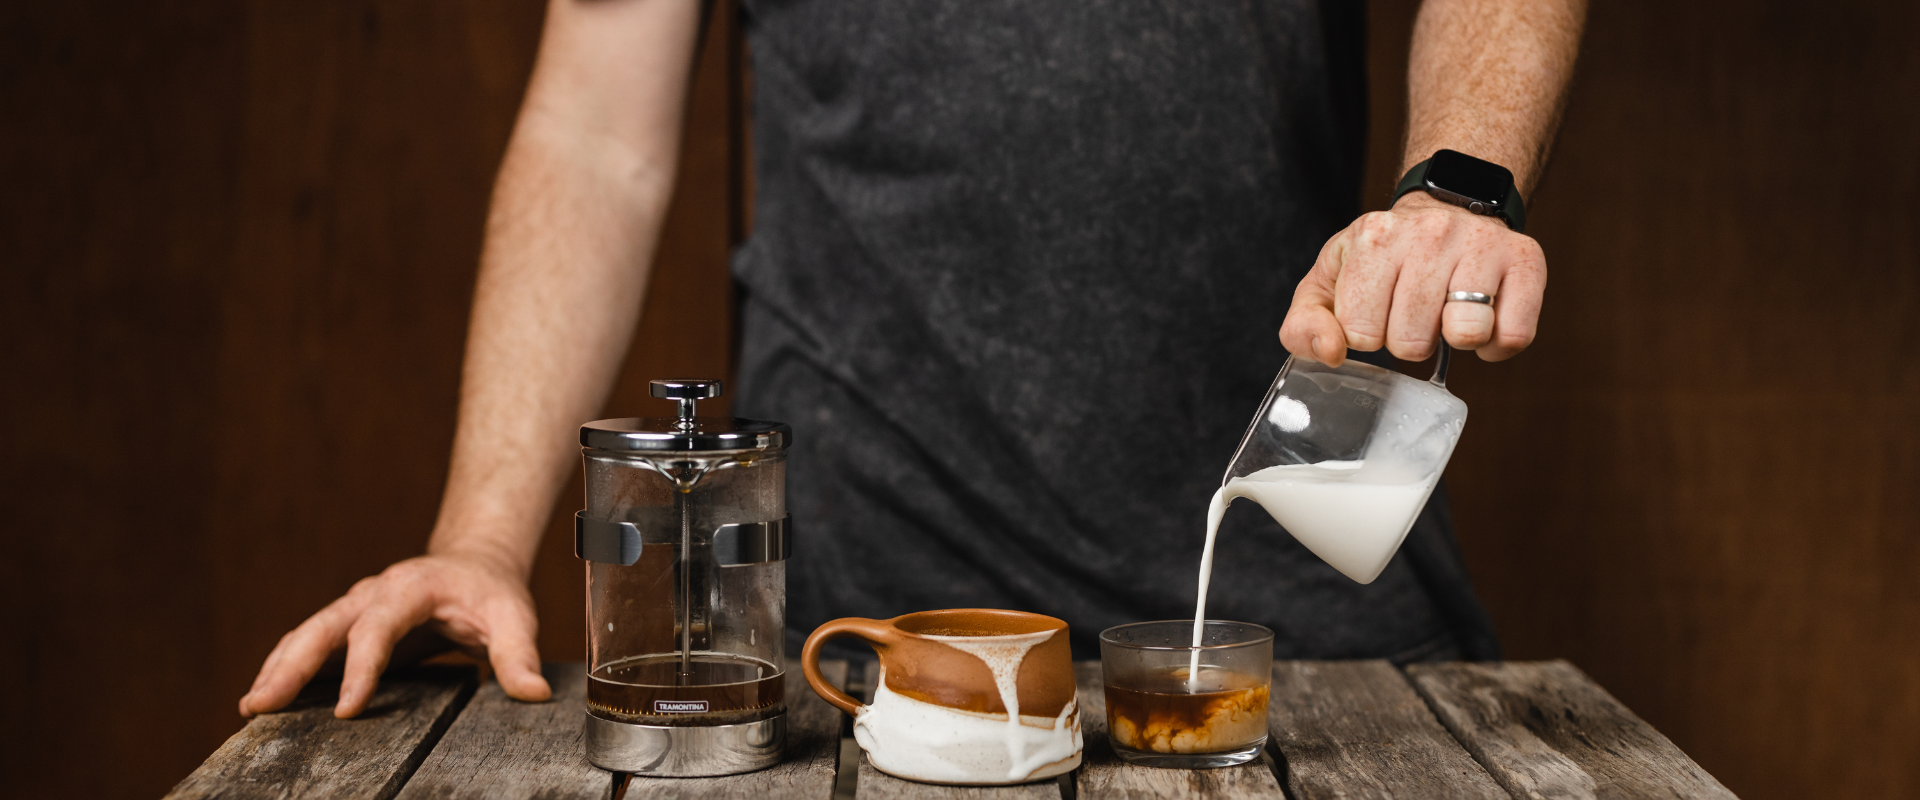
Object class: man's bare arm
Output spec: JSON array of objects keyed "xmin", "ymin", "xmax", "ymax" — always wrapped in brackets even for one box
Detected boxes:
[
  {"xmin": 1404, "ymin": 0, "xmax": 1585, "ymax": 196},
  {"xmin": 1281, "ymin": 0, "xmax": 1586, "ymax": 365},
  {"xmin": 240, "ymin": 0, "xmax": 706, "ymax": 719},
  {"xmin": 434, "ymin": 0, "xmax": 704, "ymax": 593}
]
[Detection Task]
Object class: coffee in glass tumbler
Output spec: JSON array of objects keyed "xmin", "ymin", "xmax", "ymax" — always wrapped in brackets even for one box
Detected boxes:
[{"xmin": 1099, "ymin": 621, "xmax": 1273, "ymax": 768}]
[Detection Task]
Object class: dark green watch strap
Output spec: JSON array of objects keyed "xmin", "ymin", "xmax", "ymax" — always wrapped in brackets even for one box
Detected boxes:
[
  {"xmin": 1499, "ymin": 182, "xmax": 1526, "ymax": 233},
  {"xmin": 1393, "ymin": 158, "xmax": 1433, "ymax": 205},
  {"xmin": 1392, "ymin": 157, "xmax": 1527, "ymax": 233}
]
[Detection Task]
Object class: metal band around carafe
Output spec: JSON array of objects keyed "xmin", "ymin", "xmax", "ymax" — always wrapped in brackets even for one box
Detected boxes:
[
  {"xmin": 712, "ymin": 516, "xmax": 791, "ymax": 566},
  {"xmin": 574, "ymin": 512, "xmax": 792, "ymax": 567}
]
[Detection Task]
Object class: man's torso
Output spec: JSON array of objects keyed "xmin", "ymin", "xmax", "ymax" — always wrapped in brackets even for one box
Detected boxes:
[{"xmin": 729, "ymin": 0, "xmax": 1495, "ymax": 660}]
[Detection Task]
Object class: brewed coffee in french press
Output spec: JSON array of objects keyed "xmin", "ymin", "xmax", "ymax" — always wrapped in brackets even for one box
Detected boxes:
[{"xmin": 575, "ymin": 379, "xmax": 792, "ymax": 776}]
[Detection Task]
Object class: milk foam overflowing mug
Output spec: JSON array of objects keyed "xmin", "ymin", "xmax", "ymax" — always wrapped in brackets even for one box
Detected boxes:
[
  {"xmin": 801, "ymin": 609, "xmax": 1083, "ymax": 785},
  {"xmin": 1212, "ymin": 351, "xmax": 1467, "ymax": 584}
]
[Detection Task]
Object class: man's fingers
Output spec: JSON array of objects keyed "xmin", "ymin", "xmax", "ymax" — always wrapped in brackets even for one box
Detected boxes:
[
  {"xmin": 253, "ymin": 588, "xmax": 367, "ymax": 690},
  {"xmin": 1441, "ymin": 294, "xmax": 1498, "ymax": 350},
  {"xmin": 1332, "ymin": 213, "xmax": 1408, "ymax": 353},
  {"xmin": 1476, "ymin": 238, "xmax": 1547, "ymax": 361},
  {"xmin": 1384, "ymin": 231, "xmax": 1457, "ymax": 362},
  {"xmin": 239, "ymin": 598, "xmax": 362, "ymax": 717},
  {"xmin": 1294, "ymin": 201, "xmax": 1547, "ymax": 367},
  {"xmin": 1442, "ymin": 247, "xmax": 1505, "ymax": 351},
  {"xmin": 247, "ymin": 635, "xmax": 293, "ymax": 696},
  {"xmin": 486, "ymin": 607, "xmax": 552, "ymax": 703},
  {"xmin": 335, "ymin": 592, "xmax": 435, "ymax": 718}
]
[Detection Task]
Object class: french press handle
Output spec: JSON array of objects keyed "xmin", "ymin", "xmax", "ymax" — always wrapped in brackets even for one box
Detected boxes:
[{"xmin": 651, "ymin": 379, "xmax": 722, "ymax": 429}]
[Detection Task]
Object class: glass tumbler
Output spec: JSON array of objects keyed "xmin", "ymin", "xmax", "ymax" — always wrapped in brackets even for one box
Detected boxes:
[{"xmin": 1099, "ymin": 621, "xmax": 1273, "ymax": 768}]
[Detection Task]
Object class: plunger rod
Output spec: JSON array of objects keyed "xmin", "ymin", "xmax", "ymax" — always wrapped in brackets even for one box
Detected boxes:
[{"xmin": 677, "ymin": 490, "xmax": 692, "ymax": 684}]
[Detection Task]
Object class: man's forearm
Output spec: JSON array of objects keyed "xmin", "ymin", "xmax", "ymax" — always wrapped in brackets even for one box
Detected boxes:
[
  {"xmin": 1403, "ymin": 0, "xmax": 1587, "ymax": 195},
  {"xmin": 425, "ymin": 0, "xmax": 705, "ymax": 579},
  {"xmin": 426, "ymin": 126, "xmax": 668, "ymax": 579}
]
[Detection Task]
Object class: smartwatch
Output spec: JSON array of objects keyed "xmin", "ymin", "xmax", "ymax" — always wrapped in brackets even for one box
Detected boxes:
[{"xmin": 1393, "ymin": 149, "xmax": 1527, "ymax": 233}]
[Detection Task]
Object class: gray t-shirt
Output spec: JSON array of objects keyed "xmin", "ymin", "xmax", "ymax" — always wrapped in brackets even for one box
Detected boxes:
[{"xmin": 731, "ymin": 0, "xmax": 1499, "ymax": 661}]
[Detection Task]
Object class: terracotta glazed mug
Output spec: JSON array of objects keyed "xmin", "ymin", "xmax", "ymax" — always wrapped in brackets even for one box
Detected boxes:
[{"xmin": 802, "ymin": 609, "xmax": 1083, "ymax": 785}]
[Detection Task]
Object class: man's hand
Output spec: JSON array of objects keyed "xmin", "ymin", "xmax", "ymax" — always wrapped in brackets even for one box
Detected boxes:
[
  {"xmin": 1280, "ymin": 191, "xmax": 1545, "ymax": 367},
  {"xmin": 1282, "ymin": 0, "xmax": 1582, "ymax": 366},
  {"xmin": 237, "ymin": 552, "xmax": 551, "ymax": 719}
]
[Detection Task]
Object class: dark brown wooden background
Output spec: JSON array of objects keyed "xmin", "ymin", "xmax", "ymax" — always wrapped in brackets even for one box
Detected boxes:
[{"xmin": 1, "ymin": 1, "xmax": 1913, "ymax": 798}]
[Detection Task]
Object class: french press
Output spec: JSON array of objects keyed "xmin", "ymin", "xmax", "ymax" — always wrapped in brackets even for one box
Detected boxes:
[{"xmin": 576, "ymin": 379, "xmax": 792, "ymax": 776}]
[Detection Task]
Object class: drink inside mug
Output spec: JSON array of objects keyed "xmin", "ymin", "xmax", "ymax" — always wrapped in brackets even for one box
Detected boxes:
[{"xmin": 801, "ymin": 609, "xmax": 1083, "ymax": 785}]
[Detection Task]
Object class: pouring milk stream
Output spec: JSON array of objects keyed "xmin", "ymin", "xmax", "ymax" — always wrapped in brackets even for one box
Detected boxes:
[{"xmin": 1188, "ymin": 353, "xmax": 1466, "ymax": 679}]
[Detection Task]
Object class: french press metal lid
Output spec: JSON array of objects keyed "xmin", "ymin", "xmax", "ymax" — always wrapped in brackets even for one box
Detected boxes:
[{"xmin": 580, "ymin": 379, "xmax": 790, "ymax": 453}]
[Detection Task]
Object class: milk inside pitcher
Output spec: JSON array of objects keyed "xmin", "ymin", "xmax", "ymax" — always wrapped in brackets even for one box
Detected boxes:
[{"xmin": 1215, "ymin": 355, "xmax": 1467, "ymax": 584}]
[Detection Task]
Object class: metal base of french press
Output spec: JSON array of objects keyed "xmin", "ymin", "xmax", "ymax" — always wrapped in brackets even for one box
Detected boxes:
[{"xmin": 583, "ymin": 712, "xmax": 785, "ymax": 776}]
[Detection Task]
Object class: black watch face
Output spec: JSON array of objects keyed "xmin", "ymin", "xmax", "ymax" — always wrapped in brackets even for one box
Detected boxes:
[{"xmin": 1425, "ymin": 149, "xmax": 1514, "ymax": 206}]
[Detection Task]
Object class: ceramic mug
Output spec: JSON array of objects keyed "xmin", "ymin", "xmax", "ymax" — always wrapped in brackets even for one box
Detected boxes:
[{"xmin": 801, "ymin": 609, "xmax": 1083, "ymax": 785}]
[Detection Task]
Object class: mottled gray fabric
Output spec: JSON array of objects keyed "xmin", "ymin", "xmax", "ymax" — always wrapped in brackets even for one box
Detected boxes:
[{"xmin": 731, "ymin": 0, "xmax": 1499, "ymax": 661}]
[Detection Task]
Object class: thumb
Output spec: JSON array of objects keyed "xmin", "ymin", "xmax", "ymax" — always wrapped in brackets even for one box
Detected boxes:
[
  {"xmin": 487, "ymin": 609, "xmax": 551, "ymax": 702},
  {"xmin": 1280, "ymin": 233, "xmax": 1352, "ymax": 366},
  {"xmin": 1280, "ymin": 276, "xmax": 1349, "ymax": 366}
]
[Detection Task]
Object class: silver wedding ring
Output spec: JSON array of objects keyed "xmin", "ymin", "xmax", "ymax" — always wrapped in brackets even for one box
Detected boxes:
[{"xmin": 1447, "ymin": 291, "xmax": 1494, "ymax": 305}]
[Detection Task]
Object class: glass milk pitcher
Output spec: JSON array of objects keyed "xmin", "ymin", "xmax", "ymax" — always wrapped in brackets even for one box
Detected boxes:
[{"xmin": 1216, "ymin": 353, "xmax": 1467, "ymax": 584}]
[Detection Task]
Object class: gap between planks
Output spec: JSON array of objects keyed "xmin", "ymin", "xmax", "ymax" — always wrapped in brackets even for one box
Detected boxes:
[{"xmin": 1267, "ymin": 660, "xmax": 1505, "ymax": 800}]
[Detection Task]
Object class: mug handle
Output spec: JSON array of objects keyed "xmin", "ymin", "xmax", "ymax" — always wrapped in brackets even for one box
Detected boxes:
[{"xmin": 802, "ymin": 617, "xmax": 898, "ymax": 716}]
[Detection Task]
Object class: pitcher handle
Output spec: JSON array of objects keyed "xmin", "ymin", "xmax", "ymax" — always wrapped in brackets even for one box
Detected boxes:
[
  {"xmin": 802, "ymin": 617, "xmax": 898, "ymax": 716},
  {"xmin": 1430, "ymin": 344, "xmax": 1451, "ymax": 389}
]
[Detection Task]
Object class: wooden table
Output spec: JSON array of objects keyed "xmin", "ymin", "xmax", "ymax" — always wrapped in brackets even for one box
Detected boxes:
[{"xmin": 169, "ymin": 659, "xmax": 1737, "ymax": 799}]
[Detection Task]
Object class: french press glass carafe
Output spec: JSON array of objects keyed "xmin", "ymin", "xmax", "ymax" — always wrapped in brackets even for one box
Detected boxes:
[{"xmin": 576, "ymin": 379, "xmax": 792, "ymax": 776}]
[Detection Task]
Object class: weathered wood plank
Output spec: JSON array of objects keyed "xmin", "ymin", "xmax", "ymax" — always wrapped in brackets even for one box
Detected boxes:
[
  {"xmin": 1407, "ymin": 661, "xmax": 1738, "ymax": 800},
  {"xmin": 854, "ymin": 660, "xmax": 1063, "ymax": 800},
  {"xmin": 1073, "ymin": 661, "xmax": 1282, "ymax": 800},
  {"xmin": 1267, "ymin": 660, "xmax": 1508, "ymax": 800},
  {"xmin": 401, "ymin": 661, "xmax": 847, "ymax": 800},
  {"xmin": 394, "ymin": 663, "xmax": 606, "ymax": 800},
  {"xmin": 166, "ymin": 665, "xmax": 478, "ymax": 800}
]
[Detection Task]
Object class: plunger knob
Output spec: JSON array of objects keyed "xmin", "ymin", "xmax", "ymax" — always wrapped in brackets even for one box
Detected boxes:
[{"xmin": 650, "ymin": 379, "xmax": 722, "ymax": 430}]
